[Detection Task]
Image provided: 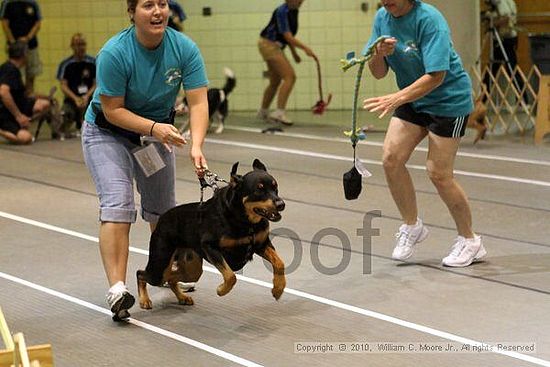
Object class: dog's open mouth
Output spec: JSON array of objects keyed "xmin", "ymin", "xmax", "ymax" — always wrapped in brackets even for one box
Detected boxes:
[{"xmin": 253, "ymin": 208, "xmax": 281, "ymax": 222}]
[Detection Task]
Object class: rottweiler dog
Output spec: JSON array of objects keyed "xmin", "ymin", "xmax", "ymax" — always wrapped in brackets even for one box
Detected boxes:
[{"xmin": 137, "ymin": 159, "xmax": 286, "ymax": 309}]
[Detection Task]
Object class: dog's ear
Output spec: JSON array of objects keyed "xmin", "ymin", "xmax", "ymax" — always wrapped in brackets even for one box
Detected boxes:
[
  {"xmin": 230, "ymin": 174, "xmax": 243, "ymax": 186},
  {"xmin": 231, "ymin": 162, "xmax": 239, "ymax": 176},
  {"xmin": 230, "ymin": 162, "xmax": 243, "ymax": 185},
  {"xmin": 252, "ymin": 159, "xmax": 267, "ymax": 172}
]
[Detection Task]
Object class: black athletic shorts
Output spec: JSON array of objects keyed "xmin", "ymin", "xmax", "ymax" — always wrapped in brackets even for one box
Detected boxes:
[
  {"xmin": 0, "ymin": 97, "xmax": 35, "ymax": 135},
  {"xmin": 393, "ymin": 103, "xmax": 470, "ymax": 138}
]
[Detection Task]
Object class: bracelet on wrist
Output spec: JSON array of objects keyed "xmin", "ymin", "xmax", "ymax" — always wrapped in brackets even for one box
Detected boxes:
[{"xmin": 149, "ymin": 122, "xmax": 157, "ymax": 136}]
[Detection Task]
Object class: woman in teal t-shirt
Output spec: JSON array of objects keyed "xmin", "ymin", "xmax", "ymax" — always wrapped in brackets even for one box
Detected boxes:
[
  {"xmin": 363, "ymin": 0, "xmax": 486, "ymax": 268},
  {"xmin": 81, "ymin": 0, "xmax": 209, "ymax": 322}
]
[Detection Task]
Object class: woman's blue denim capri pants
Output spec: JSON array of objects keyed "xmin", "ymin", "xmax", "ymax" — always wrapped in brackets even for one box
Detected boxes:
[{"xmin": 81, "ymin": 121, "xmax": 176, "ymax": 223}]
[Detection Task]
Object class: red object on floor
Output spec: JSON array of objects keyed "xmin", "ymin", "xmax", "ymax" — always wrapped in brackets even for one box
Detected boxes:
[
  {"xmin": 312, "ymin": 57, "xmax": 332, "ymax": 115},
  {"xmin": 312, "ymin": 94, "xmax": 332, "ymax": 114}
]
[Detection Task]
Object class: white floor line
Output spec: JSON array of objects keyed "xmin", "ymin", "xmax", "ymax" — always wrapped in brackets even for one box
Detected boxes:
[
  {"xmin": 0, "ymin": 271, "xmax": 263, "ymax": 367},
  {"xmin": 2, "ymin": 210, "xmax": 550, "ymax": 367},
  {"xmin": 225, "ymin": 125, "xmax": 550, "ymax": 167},
  {"xmin": 204, "ymin": 138, "xmax": 550, "ymax": 188}
]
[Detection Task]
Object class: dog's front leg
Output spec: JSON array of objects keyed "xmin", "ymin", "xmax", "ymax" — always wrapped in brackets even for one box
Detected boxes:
[
  {"xmin": 258, "ymin": 243, "xmax": 286, "ymax": 300},
  {"xmin": 203, "ymin": 244, "xmax": 236, "ymax": 296}
]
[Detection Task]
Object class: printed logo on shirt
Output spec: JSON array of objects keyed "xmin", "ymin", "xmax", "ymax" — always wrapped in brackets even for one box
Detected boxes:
[
  {"xmin": 26, "ymin": 6, "xmax": 35, "ymax": 16},
  {"xmin": 165, "ymin": 68, "xmax": 182, "ymax": 86},
  {"xmin": 403, "ymin": 40, "xmax": 419, "ymax": 57}
]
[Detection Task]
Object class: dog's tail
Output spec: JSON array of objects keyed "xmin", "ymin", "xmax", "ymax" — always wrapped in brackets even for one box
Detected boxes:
[{"xmin": 222, "ymin": 67, "xmax": 236, "ymax": 97}]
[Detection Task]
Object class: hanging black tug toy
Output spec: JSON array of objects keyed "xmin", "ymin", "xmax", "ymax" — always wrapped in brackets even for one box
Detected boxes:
[{"xmin": 340, "ymin": 36, "xmax": 388, "ymax": 200}]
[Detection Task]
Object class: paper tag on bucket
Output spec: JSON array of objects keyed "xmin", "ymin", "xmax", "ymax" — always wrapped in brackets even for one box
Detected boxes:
[
  {"xmin": 132, "ymin": 143, "xmax": 165, "ymax": 177},
  {"xmin": 355, "ymin": 158, "xmax": 372, "ymax": 178}
]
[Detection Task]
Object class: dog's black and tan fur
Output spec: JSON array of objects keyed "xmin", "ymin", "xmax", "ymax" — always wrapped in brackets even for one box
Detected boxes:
[{"xmin": 137, "ymin": 159, "xmax": 286, "ymax": 309}]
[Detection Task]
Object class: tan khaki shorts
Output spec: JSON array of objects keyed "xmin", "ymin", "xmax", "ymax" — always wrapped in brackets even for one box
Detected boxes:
[
  {"xmin": 25, "ymin": 48, "xmax": 43, "ymax": 78},
  {"xmin": 258, "ymin": 38, "xmax": 285, "ymax": 61}
]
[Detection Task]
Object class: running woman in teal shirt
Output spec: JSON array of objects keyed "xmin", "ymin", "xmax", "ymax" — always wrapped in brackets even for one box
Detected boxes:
[
  {"xmin": 82, "ymin": 0, "xmax": 209, "ymax": 321},
  {"xmin": 363, "ymin": 0, "xmax": 486, "ymax": 267}
]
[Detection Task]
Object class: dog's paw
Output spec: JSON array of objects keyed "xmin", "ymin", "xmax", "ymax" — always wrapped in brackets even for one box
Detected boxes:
[
  {"xmin": 216, "ymin": 281, "xmax": 236, "ymax": 296},
  {"xmin": 272, "ymin": 276, "xmax": 286, "ymax": 300},
  {"xmin": 178, "ymin": 296, "xmax": 194, "ymax": 306},
  {"xmin": 216, "ymin": 274, "xmax": 236, "ymax": 296},
  {"xmin": 272, "ymin": 286, "xmax": 285, "ymax": 300},
  {"xmin": 139, "ymin": 299, "xmax": 153, "ymax": 310},
  {"xmin": 217, "ymin": 284, "xmax": 231, "ymax": 296}
]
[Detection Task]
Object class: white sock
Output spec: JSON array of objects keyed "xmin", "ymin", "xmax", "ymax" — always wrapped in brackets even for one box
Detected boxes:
[
  {"xmin": 109, "ymin": 281, "xmax": 126, "ymax": 294},
  {"xmin": 405, "ymin": 218, "xmax": 421, "ymax": 230},
  {"xmin": 274, "ymin": 108, "xmax": 285, "ymax": 116}
]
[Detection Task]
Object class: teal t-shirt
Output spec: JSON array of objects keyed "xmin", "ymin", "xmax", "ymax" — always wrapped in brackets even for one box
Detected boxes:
[
  {"xmin": 85, "ymin": 26, "xmax": 208, "ymax": 124},
  {"xmin": 363, "ymin": 1, "xmax": 472, "ymax": 117}
]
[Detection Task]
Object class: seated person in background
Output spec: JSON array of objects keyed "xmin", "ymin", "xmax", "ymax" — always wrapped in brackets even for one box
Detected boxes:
[
  {"xmin": 0, "ymin": 41, "xmax": 49, "ymax": 144},
  {"xmin": 56, "ymin": 33, "xmax": 96, "ymax": 137}
]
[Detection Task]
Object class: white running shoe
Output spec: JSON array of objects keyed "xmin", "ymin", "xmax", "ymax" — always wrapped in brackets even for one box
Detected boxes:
[
  {"xmin": 268, "ymin": 110, "xmax": 293, "ymax": 126},
  {"xmin": 106, "ymin": 281, "xmax": 135, "ymax": 322},
  {"xmin": 442, "ymin": 235, "xmax": 487, "ymax": 267},
  {"xmin": 391, "ymin": 219, "xmax": 429, "ymax": 260},
  {"xmin": 162, "ymin": 281, "xmax": 196, "ymax": 292},
  {"xmin": 178, "ymin": 282, "xmax": 196, "ymax": 292}
]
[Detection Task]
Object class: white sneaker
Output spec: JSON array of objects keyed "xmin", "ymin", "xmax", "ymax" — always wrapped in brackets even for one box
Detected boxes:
[
  {"xmin": 106, "ymin": 281, "xmax": 135, "ymax": 322},
  {"xmin": 442, "ymin": 235, "xmax": 487, "ymax": 267},
  {"xmin": 391, "ymin": 219, "xmax": 429, "ymax": 260},
  {"xmin": 161, "ymin": 259, "xmax": 196, "ymax": 291},
  {"xmin": 268, "ymin": 110, "xmax": 293, "ymax": 126},
  {"xmin": 162, "ymin": 281, "xmax": 196, "ymax": 292},
  {"xmin": 178, "ymin": 282, "xmax": 196, "ymax": 292}
]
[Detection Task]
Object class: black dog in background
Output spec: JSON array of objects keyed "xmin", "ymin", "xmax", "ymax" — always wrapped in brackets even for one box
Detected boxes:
[
  {"xmin": 137, "ymin": 159, "xmax": 286, "ymax": 309},
  {"xmin": 177, "ymin": 67, "xmax": 236, "ymax": 134}
]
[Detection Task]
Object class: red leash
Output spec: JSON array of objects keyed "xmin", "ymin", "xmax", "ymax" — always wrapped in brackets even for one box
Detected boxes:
[{"xmin": 312, "ymin": 57, "xmax": 332, "ymax": 115}]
